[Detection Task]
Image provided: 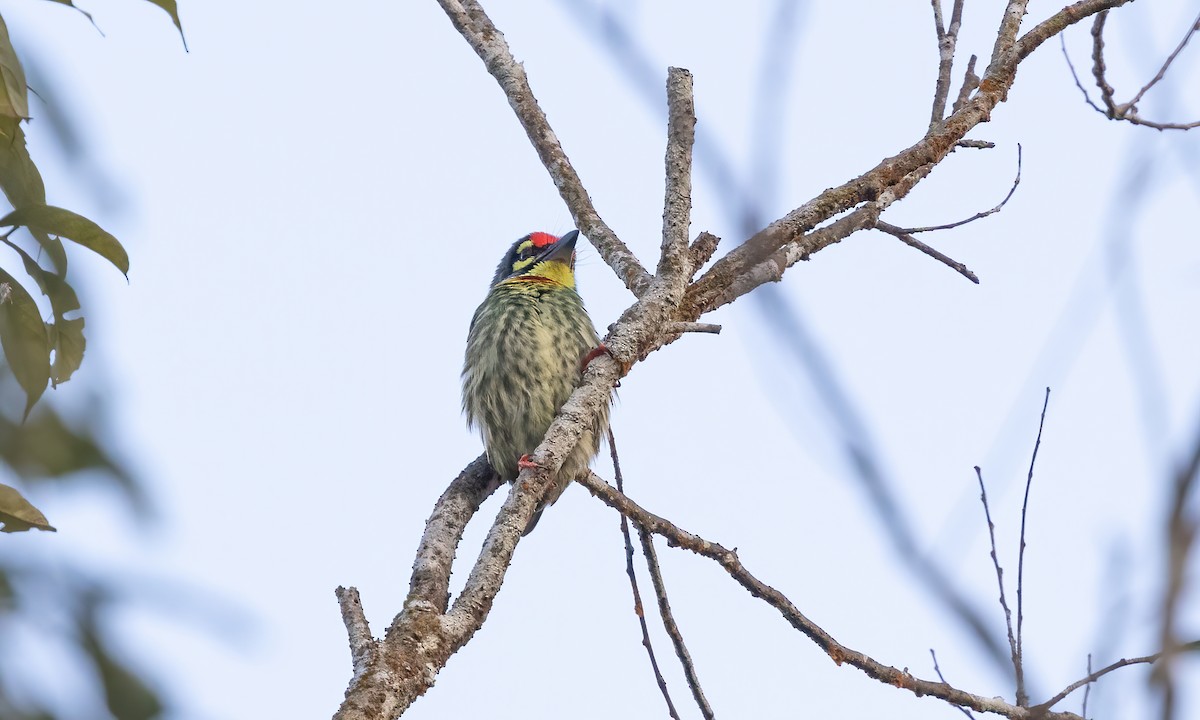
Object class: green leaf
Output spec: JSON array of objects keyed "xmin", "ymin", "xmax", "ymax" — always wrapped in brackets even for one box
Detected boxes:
[
  {"xmin": 51, "ymin": 315, "xmax": 84, "ymax": 384},
  {"xmin": 0, "ymin": 204, "xmax": 128, "ymax": 276},
  {"xmin": 0, "ymin": 482, "xmax": 55, "ymax": 532},
  {"xmin": 0, "ymin": 118, "xmax": 66, "ymax": 273},
  {"xmin": 4, "ymin": 238, "xmax": 87, "ymax": 384},
  {"xmin": 0, "ymin": 266, "xmax": 50, "ymax": 416},
  {"xmin": 0, "ymin": 16, "xmax": 29, "ymax": 120},
  {"xmin": 141, "ymin": 0, "xmax": 187, "ymax": 49}
]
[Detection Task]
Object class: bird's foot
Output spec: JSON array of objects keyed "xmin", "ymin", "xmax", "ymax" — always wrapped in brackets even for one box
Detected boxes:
[
  {"xmin": 582, "ymin": 343, "xmax": 631, "ymax": 378},
  {"xmin": 517, "ymin": 454, "xmax": 540, "ymax": 471}
]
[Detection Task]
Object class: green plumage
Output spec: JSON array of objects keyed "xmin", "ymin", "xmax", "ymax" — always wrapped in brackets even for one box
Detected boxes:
[{"xmin": 462, "ymin": 231, "xmax": 609, "ymax": 533}]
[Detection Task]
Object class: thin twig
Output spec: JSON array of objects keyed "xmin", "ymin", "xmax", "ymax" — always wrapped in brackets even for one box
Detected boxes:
[
  {"xmin": 1086, "ymin": 9, "xmax": 1200, "ymax": 130},
  {"xmin": 952, "ymin": 55, "xmax": 980, "ymax": 114},
  {"xmin": 611, "ymin": 431, "xmax": 680, "ymax": 720},
  {"xmin": 666, "ymin": 322, "xmax": 721, "ymax": 335},
  {"xmin": 1015, "ymin": 387, "xmax": 1051, "ymax": 708},
  {"xmin": 929, "ymin": 0, "xmax": 967, "ymax": 127},
  {"xmin": 897, "ymin": 144, "xmax": 1023, "ymax": 234},
  {"xmin": 974, "ymin": 466, "xmax": 1022, "ymax": 702},
  {"xmin": 931, "ymin": 649, "xmax": 977, "ymax": 719},
  {"xmin": 1081, "ymin": 654, "xmax": 1092, "ymax": 719},
  {"xmin": 1060, "ymin": 34, "xmax": 1105, "ymax": 113},
  {"xmin": 1090, "ymin": 12, "xmax": 1118, "ymax": 112},
  {"xmin": 576, "ymin": 469, "xmax": 1100, "ymax": 720},
  {"xmin": 1033, "ymin": 651, "xmax": 1164, "ymax": 712},
  {"xmin": 956, "ymin": 139, "xmax": 996, "ymax": 149},
  {"xmin": 1126, "ymin": 8, "xmax": 1200, "ymax": 110},
  {"xmin": 611, "ymin": 429, "xmax": 716, "ymax": 720},
  {"xmin": 875, "ymin": 222, "xmax": 980, "ymax": 284}
]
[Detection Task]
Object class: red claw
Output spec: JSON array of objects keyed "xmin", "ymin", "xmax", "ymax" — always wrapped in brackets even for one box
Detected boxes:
[
  {"xmin": 582, "ymin": 343, "xmax": 631, "ymax": 379},
  {"xmin": 581, "ymin": 343, "xmax": 610, "ymax": 372},
  {"xmin": 517, "ymin": 454, "xmax": 539, "ymax": 471}
]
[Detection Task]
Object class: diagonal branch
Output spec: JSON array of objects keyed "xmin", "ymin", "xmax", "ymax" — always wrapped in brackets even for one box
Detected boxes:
[
  {"xmin": 434, "ymin": 0, "xmax": 653, "ymax": 295},
  {"xmin": 680, "ymin": 0, "xmax": 1134, "ymax": 320},
  {"xmin": 575, "ymin": 470, "xmax": 1101, "ymax": 720}
]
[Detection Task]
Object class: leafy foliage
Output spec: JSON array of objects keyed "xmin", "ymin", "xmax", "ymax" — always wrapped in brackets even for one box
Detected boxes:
[{"xmin": 0, "ymin": 3, "xmax": 184, "ymax": 717}]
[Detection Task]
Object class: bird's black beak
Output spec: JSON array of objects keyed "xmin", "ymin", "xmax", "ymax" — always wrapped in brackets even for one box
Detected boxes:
[{"xmin": 536, "ymin": 229, "xmax": 579, "ymax": 265}]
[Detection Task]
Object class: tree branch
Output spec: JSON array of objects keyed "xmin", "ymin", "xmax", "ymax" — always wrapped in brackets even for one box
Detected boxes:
[
  {"xmin": 611, "ymin": 430, "xmax": 681, "ymax": 719},
  {"xmin": 434, "ymin": 0, "xmax": 654, "ymax": 295},
  {"xmin": 930, "ymin": 0, "xmax": 967, "ymax": 127},
  {"xmin": 575, "ymin": 470, "xmax": 1101, "ymax": 720}
]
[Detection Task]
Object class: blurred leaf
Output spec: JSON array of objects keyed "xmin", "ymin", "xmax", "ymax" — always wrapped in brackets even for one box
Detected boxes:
[
  {"xmin": 38, "ymin": 0, "xmax": 96, "ymax": 25},
  {"xmin": 0, "ymin": 397, "xmax": 148, "ymax": 516},
  {"xmin": 0, "ymin": 118, "xmax": 66, "ymax": 273},
  {"xmin": 0, "ymin": 266, "xmax": 50, "ymax": 416},
  {"xmin": 0, "ymin": 16, "xmax": 29, "ymax": 120},
  {"xmin": 0, "ymin": 402, "xmax": 119, "ymax": 477},
  {"xmin": 4, "ymin": 238, "xmax": 87, "ymax": 384},
  {"xmin": 0, "ymin": 482, "xmax": 55, "ymax": 532},
  {"xmin": 81, "ymin": 599, "xmax": 164, "ymax": 720},
  {"xmin": 141, "ymin": 0, "xmax": 186, "ymax": 49},
  {"xmin": 0, "ymin": 204, "xmax": 128, "ymax": 276}
]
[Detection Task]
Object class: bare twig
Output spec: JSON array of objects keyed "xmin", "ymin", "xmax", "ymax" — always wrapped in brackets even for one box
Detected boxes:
[
  {"xmin": 896, "ymin": 144, "xmax": 1023, "ymax": 234},
  {"xmin": 1090, "ymin": 12, "xmax": 1118, "ymax": 111},
  {"xmin": 666, "ymin": 322, "xmax": 721, "ymax": 335},
  {"xmin": 926, "ymin": 648, "xmax": 974, "ymax": 715},
  {"xmin": 1015, "ymin": 387, "xmax": 1052, "ymax": 708},
  {"xmin": 1033, "ymin": 651, "xmax": 1165, "ymax": 712},
  {"xmin": 1126, "ymin": 8, "xmax": 1200, "ymax": 110},
  {"xmin": 336, "ymin": 586, "xmax": 376, "ymax": 682},
  {"xmin": 1082, "ymin": 654, "xmax": 1092, "ymax": 719},
  {"xmin": 1060, "ymin": 34, "xmax": 1105, "ymax": 113},
  {"xmin": 576, "ymin": 469, "xmax": 1098, "ymax": 720},
  {"xmin": 930, "ymin": 0, "xmax": 968, "ymax": 127},
  {"xmin": 434, "ymin": 0, "xmax": 653, "ymax": 295},
  {"xmin": 611, "ymin": 432, "xmax": 680, "ymax": 720},
  {"xmin": 975, "ymin": 466, "xmax": 1022, "ymax": 703},
  {"xmin": 953, "ymin": 55, "xmax": 981, "ymax": 114},
  {"xmin": 688, "ymin": 231, "xmax": 720, "ymax": 271},
  {"xmin": 610, "ymin": 428, "xmax": 714, "ymax": 720},
  {"xmin": 875, "ymin": 221, "xmax": 980, "ymax": 284},
  {"xmin": 660, "ymin": 67, "xmax": 696, "ymax": 280},
  {"xmin": 637, "ymin": 529, "xmax": 715, "ymax": 720},
  {"xmin": 1084, "ymin": 9, "xmax": 1200, "ymax": 130},
  {"xmin": 931, "ymin": 648, "xmax": 979, "ymax": 715}
]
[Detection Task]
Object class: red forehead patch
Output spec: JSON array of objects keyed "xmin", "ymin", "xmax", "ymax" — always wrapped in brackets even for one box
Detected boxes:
[{"xmin": 528, "ymin": 232, "xmax": 558, "ymax": 248}]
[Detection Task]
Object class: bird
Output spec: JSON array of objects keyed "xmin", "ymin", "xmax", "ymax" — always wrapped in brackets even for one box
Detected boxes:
[{"xmin": 462, "ymin": 229, "xmax": 609, "ymax": 534}]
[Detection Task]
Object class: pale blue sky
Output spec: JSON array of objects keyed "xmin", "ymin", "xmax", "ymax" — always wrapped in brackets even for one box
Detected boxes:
[{"xmin": 3, "ymin": 1, "xmax": 1198, "ymax": 718}]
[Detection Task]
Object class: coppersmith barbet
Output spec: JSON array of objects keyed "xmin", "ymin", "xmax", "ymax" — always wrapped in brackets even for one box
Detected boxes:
[{"xmin": 462, "ymin": 230, "xmax": 610, "ymax": 534}]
